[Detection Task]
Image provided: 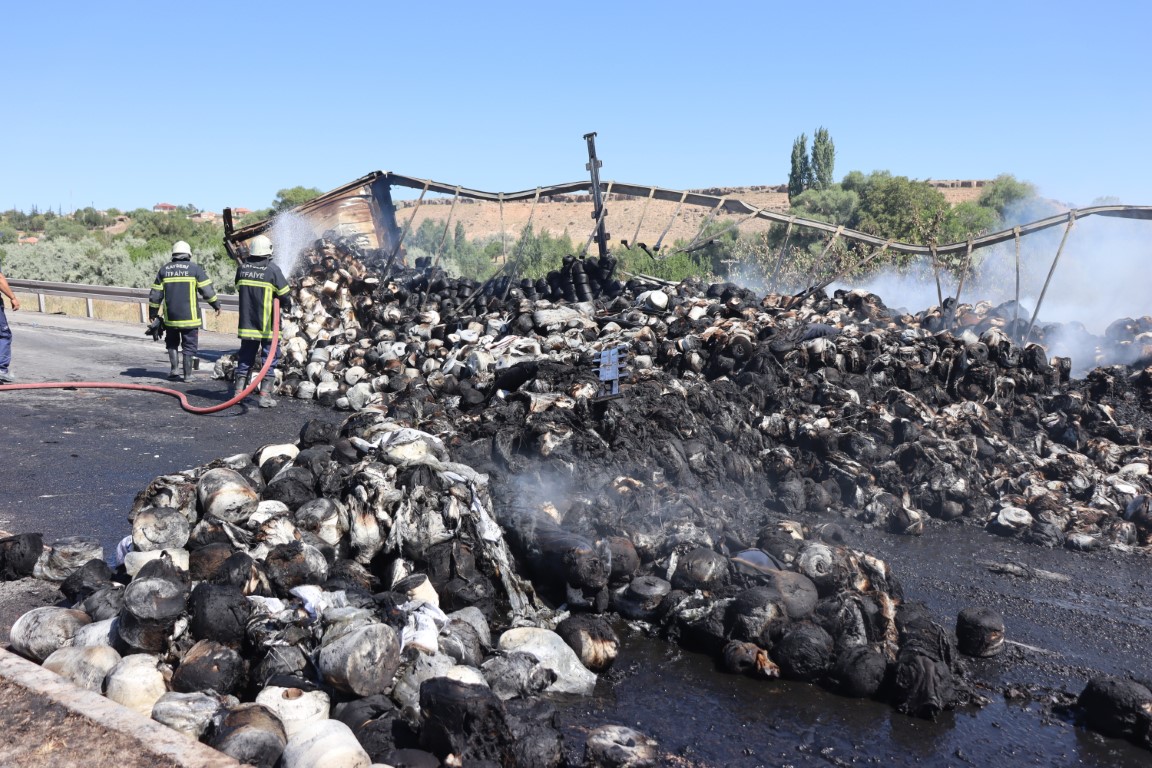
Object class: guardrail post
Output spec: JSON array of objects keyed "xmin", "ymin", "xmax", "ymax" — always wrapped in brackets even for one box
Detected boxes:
[
  {"xmin": 37, "ymin": 293, "xmax": 46, "ymax": 313},
  {"xmin": 86, "ymin": 298, "xmax": 94, "ymax": 318}
]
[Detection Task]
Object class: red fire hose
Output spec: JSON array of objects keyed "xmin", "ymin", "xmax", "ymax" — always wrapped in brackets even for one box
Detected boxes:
[{"xmin": 0, "ymin": 300, "xmax": 281, "ymax": 415}]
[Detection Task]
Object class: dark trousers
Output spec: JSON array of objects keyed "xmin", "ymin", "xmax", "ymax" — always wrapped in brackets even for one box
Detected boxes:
[
  {"xmin": 0, "ymin": 304, "xmax": 11, "ymax": 371},
  {"xmin": 164, "ymin": 327, "xmax": 199, "ymax": 357},
  {"xmin": 235, "ymin": 338, "xmax": 280, "ymax": 382}
]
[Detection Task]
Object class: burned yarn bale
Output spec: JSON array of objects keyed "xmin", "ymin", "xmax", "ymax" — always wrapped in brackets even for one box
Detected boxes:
[
  {"xmin": 504, "ymin": 697, "xmax": 566, "ymax": 768},
  {"xmin": 890, "ymin": 607, "xmax": 966, "ymax": 719},
  {"xmin": 555, "ymin": 614, "xmax": 620, "ymax": 673},
  {"xmin": 670, "ymin": 546, "xmax": 728, "ymax": 591},
  {"xmin": 59, "ymin": 558, "xmax": 113, "ymax": 604},
  {"xmin": 584, "ymin": 724, "xmax": 659, "ymax": 768},
  {"xmin": 955, "ymin": 607, "xmax": 1006, "ymax": 657},
  {"xmin": 264, "ymin": 541, "xmax": 329, "ymax": 596},
  {"xmin": 208, "ymin": 702, "xmax": 287, "ymax": 768},
  {"xmin": 263, "ymin": 466, "xmax": 318, "ymax": 511},
  {"xmin": 34, "ymin": 535, "xmax": 102, "ymax": 582},
  {"xmin": 172, "ymin": 639, "xmax": 247, "ymax": 696},
  {"xmin": 118, "ymin": 569, "xmax": 188, "ymax": 653},
  {"xmin": 188, "ymin": 582, "xmax": 252, "ymax": 646},
  {"xmin": 419, "ymin": 677, "xmax": 515, "ymax": 764},
  {"xmin": 0, "ymin": 532, "xmax": 43, "ymax": 580},
  {"xmin": 774, "ymin": 622, "xmax": 834, "ymax": 681},
  {"xmin": 508, "ymin": 508, "xmax": 610, "ymax": 611},
  {"xmin": 197, "ymin": 467, "xmax": 260, "ymax": 524},
  {"xmin": 8, "ymin": 607, "xmax": 91, "ymax": 662},
  {"xmin": 831, "ymin": 644, "xmax": 890, "ymax": 698},
  {"xmin": 1076, "ymin": 676, "xmax": 1152, "ymax": 747}
]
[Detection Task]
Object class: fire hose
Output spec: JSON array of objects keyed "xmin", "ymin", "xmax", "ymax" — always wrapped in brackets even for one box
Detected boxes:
[{"xmin": 0, "ymin": 299, "xmax": 281, "ymax": 415}]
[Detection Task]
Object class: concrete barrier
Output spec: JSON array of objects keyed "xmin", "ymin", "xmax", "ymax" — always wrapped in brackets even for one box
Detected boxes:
[{"xmin": 10, "ymin": 289, "xmax": 239, "ymax": 335}]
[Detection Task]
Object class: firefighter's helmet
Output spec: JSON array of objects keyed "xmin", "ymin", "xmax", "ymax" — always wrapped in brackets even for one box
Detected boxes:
[{"xmin": 249, "ymin": 234, "xmax": 273, "ymax": 257}]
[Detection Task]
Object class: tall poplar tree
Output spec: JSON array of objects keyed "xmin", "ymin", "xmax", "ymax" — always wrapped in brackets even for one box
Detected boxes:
[
  {"xmin": 788, "ymin": 134, "xmax": 810, "ymax": 200},
  {"xmin": 811, "ymin": 127, "xmax": 835, "ymax": 190}
]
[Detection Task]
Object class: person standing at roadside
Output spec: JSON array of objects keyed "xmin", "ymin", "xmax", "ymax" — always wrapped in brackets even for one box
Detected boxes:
[
  {"xmin": 232, "ymin": 233, "xmax": 292, "ymax": 407},
  {"xmin": 148, "ymin": 240, "xmax": 221, "ymax": 381},
  {"xmin": 0, "ymin": 254, "xmax": 21, "ymax": 383}
]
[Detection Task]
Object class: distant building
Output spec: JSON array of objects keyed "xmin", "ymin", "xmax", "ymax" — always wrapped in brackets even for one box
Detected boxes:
[
  {"xmin": 17, "ymin": 235, "xmax": 39, "ymax": 245},
  {"xmin": 189, "ymin": 211, "xmax": 219, "ymax": 222},
  {"xmin": 232, "ymin": 207, "xmax": 252, "ymax": 217},
  {"xmin": 153, "ymin": 202, "xmax": 177, "ymax": 213}
]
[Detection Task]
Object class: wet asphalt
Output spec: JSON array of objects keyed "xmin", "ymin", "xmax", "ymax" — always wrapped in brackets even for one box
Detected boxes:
[
  {"xmin": 0, "ymin": 312, "xmax": 341, "ymax": 553},
  {"xmin": 1, "ymin": 311, "xmax": 1150, "ymax": 766}
]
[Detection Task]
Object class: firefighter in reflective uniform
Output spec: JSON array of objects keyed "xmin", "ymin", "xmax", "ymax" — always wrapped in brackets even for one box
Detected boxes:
[
  {"xmin": 148, "ymin": 240, "xmax": 220, "ymax": 381},
  {"xmin": 233, "ymin": 234, "xmax": 292, "ymax": 407}
]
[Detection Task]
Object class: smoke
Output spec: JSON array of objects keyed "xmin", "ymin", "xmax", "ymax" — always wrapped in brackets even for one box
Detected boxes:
[
  {"xmin": 268, "ymin": 212, "xmax": 319, "ymax": 278},
  {"xmin": 826, "ymin": 199, "xmax": 1152, "ymax": 372}
]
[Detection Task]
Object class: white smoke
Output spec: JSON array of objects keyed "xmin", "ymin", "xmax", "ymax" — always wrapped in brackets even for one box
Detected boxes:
[
  {"xmin": 834, "ymin": 199, "xmax": 1152, "ymax": 373},
  {"xmin": 844, "ymin": 202, "xmax": 1152, "ymax": 330}
]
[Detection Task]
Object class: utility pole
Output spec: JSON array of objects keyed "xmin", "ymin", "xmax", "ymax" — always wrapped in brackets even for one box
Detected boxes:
[{"xmin": 584, "ymin": 132, "xmax": 610, "ymax": 259}]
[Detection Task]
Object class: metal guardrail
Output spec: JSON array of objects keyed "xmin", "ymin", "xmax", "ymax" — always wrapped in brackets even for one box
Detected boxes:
[{"xmin": 9, "ymin": 279, "xmax": 238, "ymax": 320}]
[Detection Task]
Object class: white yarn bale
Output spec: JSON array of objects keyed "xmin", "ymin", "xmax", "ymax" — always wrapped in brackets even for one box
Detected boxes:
[
  {"xmin": 105, "ymin": 653, "xmax": 169, "ymax": 717},
  {"xmin": 281, "ymin": 719, "xmax": 371, "ymax": 768},
  {"xmin": 42, "ymin": 645, "xmax": 122, "ymax": 691},
  {"xmin": 255, "ymin": 686, "xmax": 331, "ymax": 739},
  {"xmin": 9, "ymin": 606, "xmax": 91, "ymax": 662}
]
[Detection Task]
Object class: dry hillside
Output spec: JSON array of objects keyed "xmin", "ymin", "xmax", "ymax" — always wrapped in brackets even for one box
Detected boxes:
[{"xmin": 394, "ymin": 181, "xmax": 988, "ymax": 248}]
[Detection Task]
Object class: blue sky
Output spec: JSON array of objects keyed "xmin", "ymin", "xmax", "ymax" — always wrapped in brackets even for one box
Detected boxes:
[{"xmin": 4, "ymin": 1, "xmax": 1150, "ymax": 214}]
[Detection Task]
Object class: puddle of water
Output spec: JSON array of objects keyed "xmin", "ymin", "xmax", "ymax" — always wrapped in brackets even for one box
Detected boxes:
[{"xmin": 557, "ymin": 632, "xmax": 1150, "ymax": 767}]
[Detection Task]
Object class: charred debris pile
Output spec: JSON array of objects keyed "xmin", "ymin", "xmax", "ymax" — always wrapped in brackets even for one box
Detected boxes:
[
  {"xmin": 3, "ymin": 234, "xmax": 1152, "ymax": 763},
  {"xmin": 277, "ymin": 235, "xmax": 1152, "ymax": 556}
]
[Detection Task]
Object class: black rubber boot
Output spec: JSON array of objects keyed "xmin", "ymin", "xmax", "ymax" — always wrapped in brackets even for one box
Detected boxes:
[
  {"xmin": 182, "ymin": 355, "xmax": 194, "ymax": 382},
  {"xmin": 258, "ymin": 377, "xmax": 278, "ymax": 408},
  {"xmin": 168, "ymin": 349, "xmax": 180, "ymax": 380}
]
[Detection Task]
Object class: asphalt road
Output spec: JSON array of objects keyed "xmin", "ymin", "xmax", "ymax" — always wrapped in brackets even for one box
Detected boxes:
[{"xmin": 0, "ymin": 311, "xmax": 342, "ymax": 554}]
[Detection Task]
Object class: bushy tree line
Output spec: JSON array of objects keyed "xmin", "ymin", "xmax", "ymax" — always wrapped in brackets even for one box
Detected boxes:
[
  {"xmin": 0, "ymin": 237, "xmax": 236, "ymax": 291},
  {"xmin": 0, "ymin": 186, "xmax": 327, "ymax": 291},
  {"xmin": 0, "ymin": 206, "xmax": 235, "ymax": 290}
]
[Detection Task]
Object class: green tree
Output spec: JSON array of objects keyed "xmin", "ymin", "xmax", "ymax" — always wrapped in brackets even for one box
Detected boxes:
[
  {"xmin": 73, "ymin": 207, "xmax": 110, "ymax": 228},
  {"xmin": 810, "ymin": 127, "xmax": 835, "ymax": 191},
  {"xmin": 789, "ymin": 186, "xmax": 859, "ymax": 225},
  {"xmin": 239, "ymin": 209, "xmax": 272, "ymax": 226},
  {"xmin": 977, "ymin": 174, "xmax": 1037, "ymax": 219},
  {"xmin": 941, "ymin": 200, "xmax": 998, "ymax": 244},
  {"xmin": 845, "ymin": 171, "xmax": 951, "ymax": 247},
  {"xmin": 788, "ymin": 134, "xmax": 810, "ymax": 200},
  {"xmin": 272, "ymin": 186, "xmax": 323, "ymax": 214},
  {"xmin": 43, "ymin": 218, "xmax": 89, "ymax": 241}
]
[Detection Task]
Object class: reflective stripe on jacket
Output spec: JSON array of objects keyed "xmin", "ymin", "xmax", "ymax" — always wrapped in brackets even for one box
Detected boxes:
[
  {"xmin": 235, "ymin": 258, "xmax": 292, "ymax": 340},
  {"xmin": 148, "ymin": 258, "xmax": 219, "ymax": 328}
]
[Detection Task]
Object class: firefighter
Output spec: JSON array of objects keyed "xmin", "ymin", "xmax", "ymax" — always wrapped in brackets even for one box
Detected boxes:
[
  {"xmin": 233, "ymin": 233, "xmax": 292, "ymax": 407},
  {"xmin": 148, "ymin": 240, "xmax": 220, "ymax": 381}
]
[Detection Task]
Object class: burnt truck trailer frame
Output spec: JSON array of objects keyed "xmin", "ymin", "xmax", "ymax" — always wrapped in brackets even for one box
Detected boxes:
[{"xmin": 223, "ymin": 170, "xmax": 1152, "ymax": 339}]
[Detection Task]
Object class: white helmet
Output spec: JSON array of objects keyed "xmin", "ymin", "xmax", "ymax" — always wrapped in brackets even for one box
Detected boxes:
[
  {"xmin": 171, "ymin": 240, "xmax": 191, "ymax": 256},
  {"xmin": 249, "ymin": 234, "xmax": 273, "ymax": 257}
]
